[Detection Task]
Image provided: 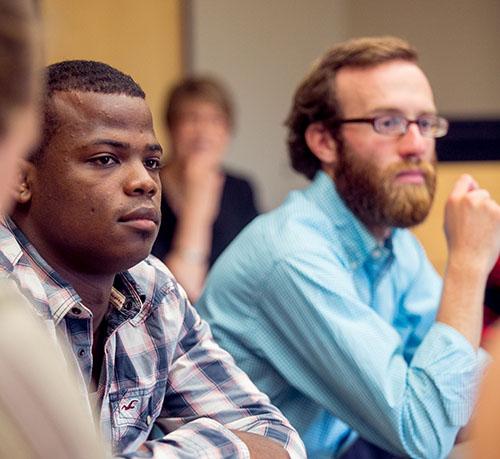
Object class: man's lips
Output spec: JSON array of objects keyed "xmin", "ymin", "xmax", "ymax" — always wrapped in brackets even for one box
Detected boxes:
[
  {"xmin": 118, "ymin": 207, "xmax": 160, "ymax": 231},
  {"xmin": 394, "ymin": 169, "xmax": 426, "ymax": 184}
]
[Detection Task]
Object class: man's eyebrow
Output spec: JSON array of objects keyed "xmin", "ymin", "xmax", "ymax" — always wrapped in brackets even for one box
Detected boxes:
[
  {"xmin": 91, "ymin": 139, "xmax": 129, "ymax": 149},
  {"xmin": 90, "ymin": 139, "xmax": 163, "ymax": 154},
  {"xmin": 367, "ymin": 107, "xmax": 438, "ymax": 116},
  {"xmin": 147, "ymin": 143, "xmax": 163, "ymax": 154}
]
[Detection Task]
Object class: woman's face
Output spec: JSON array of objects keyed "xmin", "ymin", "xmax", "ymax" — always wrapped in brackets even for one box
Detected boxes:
[{"xmin": 169, "ymin": 99, "xmax": 230, "ymax": 166}]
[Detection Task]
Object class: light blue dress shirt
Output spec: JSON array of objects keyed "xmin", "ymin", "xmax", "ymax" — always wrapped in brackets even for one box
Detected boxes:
[{"xmin": 197, "ymin": 171, "xmax": 488, "ymax": 459}]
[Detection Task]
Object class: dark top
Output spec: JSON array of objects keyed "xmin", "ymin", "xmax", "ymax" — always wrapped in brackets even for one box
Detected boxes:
[{"xmin": 152, "ymin": 172, "xmax": 259, "ymax": 267}]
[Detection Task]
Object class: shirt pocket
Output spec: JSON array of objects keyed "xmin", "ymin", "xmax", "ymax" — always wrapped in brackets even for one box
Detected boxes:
[{"xmin": 109, "ymin": 383, "xmax": 165, "ymax": 446}]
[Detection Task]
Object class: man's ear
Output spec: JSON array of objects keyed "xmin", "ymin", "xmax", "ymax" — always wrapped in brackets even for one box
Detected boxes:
[
  {"xmin": 305, "ymin": 122, "xmax": 339, "ymax": 169},
  {"xmin": 15, "ymin": 159, "xmax": 35, "ymax": 204}
]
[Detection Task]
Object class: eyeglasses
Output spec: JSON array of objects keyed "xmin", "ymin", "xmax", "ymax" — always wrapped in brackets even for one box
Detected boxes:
[{"xmin": 331, "ymin": 114, "xmax": 449, "ymax": 138}]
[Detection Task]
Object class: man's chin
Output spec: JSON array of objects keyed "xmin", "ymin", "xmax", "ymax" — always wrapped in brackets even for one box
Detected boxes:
[
  {"xmin": 385, "ymin": 201, "xmax": 433, "ymax": 228},
  {"xmin": 117, "ymin": 244, "xmax": 155, "ymax": 271},
  {"xmin": 390, "ymin": 178, "xmax": 430, "ymax": 190}
]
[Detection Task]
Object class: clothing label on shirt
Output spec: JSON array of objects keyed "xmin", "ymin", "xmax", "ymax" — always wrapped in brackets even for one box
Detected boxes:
[{"xmin": 110, "ymin": 385, "xmax": 162, "ymax": 432}]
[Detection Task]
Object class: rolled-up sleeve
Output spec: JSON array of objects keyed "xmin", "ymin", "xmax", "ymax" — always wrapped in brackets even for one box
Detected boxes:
[{"xmin": 251, "ymin": 254, "xmax": 485, "ymax": 459}]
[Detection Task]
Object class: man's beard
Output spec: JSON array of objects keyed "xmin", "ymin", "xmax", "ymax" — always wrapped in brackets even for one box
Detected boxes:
[{"xmin": 334, "ymin": 143, "xmax": 437, "ymax": 230}]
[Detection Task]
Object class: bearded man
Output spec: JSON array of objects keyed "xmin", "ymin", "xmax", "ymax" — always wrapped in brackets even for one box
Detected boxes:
[{"xmin": 197, "ymin": 36, "xmax": 500, "ymax": 459}]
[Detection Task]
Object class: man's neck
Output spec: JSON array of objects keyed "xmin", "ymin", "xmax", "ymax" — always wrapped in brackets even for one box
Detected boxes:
[
  {"xmin": 369, "ymin": 225, "xmax": 392, "ymax": 244},
  {"xmin": 12, "ymin": 214, "xmax": 115, "ymax": 329}
]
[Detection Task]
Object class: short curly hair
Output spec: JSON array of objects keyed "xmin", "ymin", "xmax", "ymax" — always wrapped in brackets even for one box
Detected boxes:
[
  {"xmin": 285, "ymin": 36, "xmax": 418, "ymax": 180},
  {"xmin": 32, "ymin": 60, "xmax": 145, "ymax": 163}
]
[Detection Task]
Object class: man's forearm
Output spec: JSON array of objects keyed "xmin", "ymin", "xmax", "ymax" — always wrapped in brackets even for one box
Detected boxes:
[
  {"xmin": 437, "ymin": 254, "xmax": 489, "ymax": 350},
  {"xmin": 128, "ymin": 420, "xmax": 296, "ymax": 458}
]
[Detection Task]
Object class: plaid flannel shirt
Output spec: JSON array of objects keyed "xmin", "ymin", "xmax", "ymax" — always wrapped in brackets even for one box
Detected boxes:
[{"xmin": 0, "ymin": 218, "xmax": 305, "ymax": 459}]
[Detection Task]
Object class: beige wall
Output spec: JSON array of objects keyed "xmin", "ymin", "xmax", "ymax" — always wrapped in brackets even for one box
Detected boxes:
[
  {"xmin": 347, "ymin": 0, "xmax": 500, "ymax": 117},
  {"xmin": 41, "ymin": 0, "xmax": 183, "ymax": 149},
  {"xmin": 189, "ymin": 0, "xmax": 351, "ymax": 210}
]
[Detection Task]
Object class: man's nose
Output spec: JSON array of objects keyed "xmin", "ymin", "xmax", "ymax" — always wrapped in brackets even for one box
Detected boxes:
[
  {"xmin": 124, "ymin": 161, "xmax": 159, "ymax": 197},
  {"xmin": 397, "ymin": 122, "xmax": 430, "ymax": 160}
]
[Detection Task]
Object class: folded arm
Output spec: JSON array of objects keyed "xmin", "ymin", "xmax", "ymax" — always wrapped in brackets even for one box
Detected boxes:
[
  {"xmin": 117, "ymin": 293, "xmax": 303, "ymax": 459},
  {"xmin": 252, "ymin": 245, "xmax": 486, "ymax": 459}
]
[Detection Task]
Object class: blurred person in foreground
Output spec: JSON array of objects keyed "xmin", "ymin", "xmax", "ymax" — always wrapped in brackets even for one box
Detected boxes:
[
  {"xmin": 0, "ymin": 1, "xmax": 105, "ymax": 458},
  {"xmin": 152, "ymin": 76, "xmax": 258, "ymax": 302},
  {"xmin": 1, "ymin": 59, "xmax": 304, "ymax": 458},
  {"xmin": 197, "ymin": 36, "xmax": 500, "ymax": 458}
]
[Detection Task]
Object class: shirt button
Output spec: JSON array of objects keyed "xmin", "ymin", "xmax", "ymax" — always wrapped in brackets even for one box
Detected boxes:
[
  {"xmin": 71, "ymin": 307, "xmax": 82, "ymax": 315},
  {"xmin": 78, "ymin": 348, "xmax": 86, "ymax": 357},
  {"xmin": 146, "ymin": 415, "xmax": 152, "ymax": 425},
  {"xmin": 372, "ymin": 249, "xmax": 382, "ymax": 259}
]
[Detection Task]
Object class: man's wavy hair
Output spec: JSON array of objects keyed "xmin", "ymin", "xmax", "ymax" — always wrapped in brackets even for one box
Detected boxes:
[{"xmin": 285, "ymin": 36, "xmax": 418, "ymax": 180}]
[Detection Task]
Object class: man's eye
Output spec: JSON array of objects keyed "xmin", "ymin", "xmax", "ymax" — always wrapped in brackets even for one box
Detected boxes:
[
  {"xmin": 418, "ymin": 117, "xmax": 433, "ymax": 129},
  {"xmin": 145, "ymin": 158, "xmax": 161, "ymax": 170},
  {"xmin": 380, "ymin": 116, "xmax": 400, "ymax": 128},
  {"xmin": 90, "ymin": 155, "xmax": 118, "ymax": 166}
]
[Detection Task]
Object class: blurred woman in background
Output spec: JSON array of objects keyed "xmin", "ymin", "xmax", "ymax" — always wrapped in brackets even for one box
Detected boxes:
[{"xmin": 152, "ymin": 76, "xmax": 258, "ymax": 302}]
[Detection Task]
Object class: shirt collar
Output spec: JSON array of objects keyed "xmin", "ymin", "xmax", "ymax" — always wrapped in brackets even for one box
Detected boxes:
[
  {"xmin": 0, "ymin": 217, "xmax": 24, "ymax": 271},
  {"xmin": 1, "ymin": 216, "xmax": 146, "ymax": 324},
  {"xmin": 3, "ymin": 216, "xmax": 76, "ymax": 287},
  {"xmin": 304, "ymin": 171, "xmax": 397, "ymax": 270}
]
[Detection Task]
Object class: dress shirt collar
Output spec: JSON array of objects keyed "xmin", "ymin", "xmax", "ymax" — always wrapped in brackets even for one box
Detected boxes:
[{"xmin": 304, "ymin": 171, "xmax": 397, "ymax": 270}]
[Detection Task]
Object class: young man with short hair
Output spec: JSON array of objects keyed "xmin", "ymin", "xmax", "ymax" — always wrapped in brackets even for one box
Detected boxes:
[
  {"xmin": 197, "ymin": 36, "xmax": 500, "ymax": 458},
  {"xmin": 1, "ymin": 60, "xmax": 305, "ymax": 459}
]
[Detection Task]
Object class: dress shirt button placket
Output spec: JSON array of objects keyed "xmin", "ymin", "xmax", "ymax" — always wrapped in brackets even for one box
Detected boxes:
[{"xmin": 65, "ymin": 313, "xmax": 93, "ymax": 385}]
